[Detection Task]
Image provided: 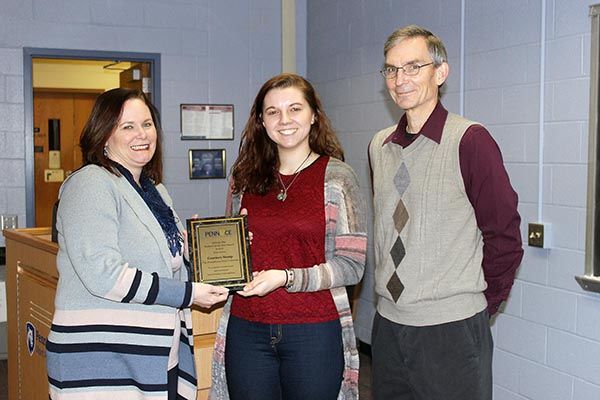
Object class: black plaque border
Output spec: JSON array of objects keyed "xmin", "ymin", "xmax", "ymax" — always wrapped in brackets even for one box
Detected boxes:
[{"xmin": 186, "ymin": 215, "xmax": 252, "ymax": 291}]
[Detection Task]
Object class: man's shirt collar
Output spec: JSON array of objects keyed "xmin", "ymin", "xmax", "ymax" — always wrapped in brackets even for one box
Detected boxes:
[{"xmin": 383, "ymin": 102, "xmax": 449, "ymax": 147}]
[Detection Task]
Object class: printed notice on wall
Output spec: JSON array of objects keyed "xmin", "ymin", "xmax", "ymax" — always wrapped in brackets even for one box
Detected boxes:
[{"xmin": 180, "ymin": 104, "xmax": 234, "ymax": 140}]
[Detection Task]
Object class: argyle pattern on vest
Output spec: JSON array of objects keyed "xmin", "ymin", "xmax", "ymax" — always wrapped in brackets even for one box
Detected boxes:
[{"xmin": 387, "ymin": 162, "xmax": 410, "ymax": 302}]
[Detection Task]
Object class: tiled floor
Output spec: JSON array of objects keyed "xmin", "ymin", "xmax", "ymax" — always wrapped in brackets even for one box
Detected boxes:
[{"xmin": 0, "ymin": 356, "xmax": 371, "ymax": 400}]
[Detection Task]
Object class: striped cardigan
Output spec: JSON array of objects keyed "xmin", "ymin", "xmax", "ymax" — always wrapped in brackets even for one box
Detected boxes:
[
  {"xmin": 46, "ymin": 165, "xmax": 197, "ymax": 400},
  {"xmin": 210, "ymin": 157, "xmax": 368, "ymax": 399}
]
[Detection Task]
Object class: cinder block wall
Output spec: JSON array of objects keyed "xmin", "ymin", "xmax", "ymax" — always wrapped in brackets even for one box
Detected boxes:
[
  {"xmin": 307, "ymin": 0, "xmax": 600, "ymax": 398},
  {"xmin": 0, "ymin": 0, "xmax": 282, "ymax": 245}
]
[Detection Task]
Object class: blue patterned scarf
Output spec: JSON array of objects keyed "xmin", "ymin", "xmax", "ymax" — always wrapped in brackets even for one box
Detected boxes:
[{"xmin": 115, "ymin": 163, "xmax": 182, "ymax": 257}]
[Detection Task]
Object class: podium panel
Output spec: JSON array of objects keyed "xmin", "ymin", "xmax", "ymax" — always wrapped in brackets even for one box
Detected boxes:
[
  {"xmin": 4, "ymin": 228, "xmax": 222, "ymax": 400},
  {"xmin": 16, "ymin": 268, "xmax": 55, "ymax": 399}
]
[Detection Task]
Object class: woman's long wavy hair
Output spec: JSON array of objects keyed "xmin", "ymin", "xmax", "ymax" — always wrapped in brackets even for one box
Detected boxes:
[{"xmin": 231, "ymin": 73, "xmax": 343, "ymax": 195}]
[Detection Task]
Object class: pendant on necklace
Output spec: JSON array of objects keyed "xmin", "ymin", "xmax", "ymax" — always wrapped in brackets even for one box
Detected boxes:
[{"xmin": 277, "ymin": 190, "xmax": 287, "ymax": 201}]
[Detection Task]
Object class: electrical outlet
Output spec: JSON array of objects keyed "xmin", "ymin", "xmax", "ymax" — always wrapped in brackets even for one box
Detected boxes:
[
  {"xmin": 528, "ymin": 222, "xmax": 551, "ymax": 248},
  {"xmin": 0, "ymin": 214, "xmax": 18, "ymax": 231}
]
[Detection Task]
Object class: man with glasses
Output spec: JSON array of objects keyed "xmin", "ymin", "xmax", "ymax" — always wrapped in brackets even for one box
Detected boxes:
[{"xmin": 369, "ymin": 25, "xmax": 523, "ymax": 400}]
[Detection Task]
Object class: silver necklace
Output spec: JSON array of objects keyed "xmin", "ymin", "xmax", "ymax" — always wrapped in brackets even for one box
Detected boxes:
[{"xmin": 276, "ymin": 151, "xmax": 312, "ymax": 201}]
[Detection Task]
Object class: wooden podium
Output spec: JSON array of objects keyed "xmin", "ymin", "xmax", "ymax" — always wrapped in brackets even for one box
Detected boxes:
[{"xmin": 3, "ymin": 228, "xmax": 222, "ymax": 400}]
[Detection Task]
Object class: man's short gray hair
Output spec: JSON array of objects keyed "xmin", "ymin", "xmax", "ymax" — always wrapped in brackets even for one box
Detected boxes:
[{"xmin": 384, "ymin": 25, "xmax": 448, "ymax": 66}]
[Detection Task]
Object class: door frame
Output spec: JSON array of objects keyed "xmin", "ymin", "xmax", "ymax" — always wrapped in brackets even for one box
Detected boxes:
[{"xmin": 23, "ymin": 48, "xmax": 161, "ymax": 227}]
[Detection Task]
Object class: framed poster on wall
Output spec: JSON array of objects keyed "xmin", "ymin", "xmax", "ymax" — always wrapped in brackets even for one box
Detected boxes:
[
  {"xmin": 180, "ymin": 104, "xmax": 234, "ymax": 140},
  {"xmin": 189, "ymin": 149, "xmax": 226, "ymax": 179}
]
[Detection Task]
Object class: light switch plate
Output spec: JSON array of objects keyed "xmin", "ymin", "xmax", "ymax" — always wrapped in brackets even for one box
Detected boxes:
[{"xmin": 528, "ymin": 222, "xmax": 552, "ymax": 249}]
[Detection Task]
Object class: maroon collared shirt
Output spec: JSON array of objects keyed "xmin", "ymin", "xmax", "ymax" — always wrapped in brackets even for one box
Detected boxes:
[{"xmin": 376, "ymin": 102, "xmax": 523, "ymax": 315}]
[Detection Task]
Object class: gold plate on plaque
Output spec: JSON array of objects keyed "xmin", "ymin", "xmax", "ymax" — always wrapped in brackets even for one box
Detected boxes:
[{"xmin": 187, "ymin": 215, "xmax": 252, "ymax": 290}]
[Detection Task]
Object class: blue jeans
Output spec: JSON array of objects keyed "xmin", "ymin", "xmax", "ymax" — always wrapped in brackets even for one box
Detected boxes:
[{"xmin": 225, "ymin": 315, "xmax": 344, "ymax": 400}]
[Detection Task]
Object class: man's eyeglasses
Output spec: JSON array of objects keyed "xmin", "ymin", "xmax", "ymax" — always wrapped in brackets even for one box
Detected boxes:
[{"xmin": 380, "ymin": 62, "xmax": 434, "ymax": 79}]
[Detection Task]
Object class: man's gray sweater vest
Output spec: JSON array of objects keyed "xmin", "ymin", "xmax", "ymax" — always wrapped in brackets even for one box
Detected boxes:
[{"xmin": 370, "ymin": 112, "xmax": 487, "ymax": 326}]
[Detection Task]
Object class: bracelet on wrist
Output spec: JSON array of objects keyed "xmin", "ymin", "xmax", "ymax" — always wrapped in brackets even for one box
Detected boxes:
[
  {"xmin": 283, "ymin": 270, "xmax": 289, "ymax": 288},
  {"xmin": 285, "ymin": 269, "xmax": 294, "ymax": 289}
]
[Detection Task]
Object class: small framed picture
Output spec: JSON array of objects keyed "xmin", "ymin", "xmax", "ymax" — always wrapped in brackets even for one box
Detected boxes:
[
  {"xmin": 180, "ymin": 104, "xmax": 234, "ymax": 140},
  {"xmin": 189, "ymin": 149, "xmax": 226, "ymax": 179}
]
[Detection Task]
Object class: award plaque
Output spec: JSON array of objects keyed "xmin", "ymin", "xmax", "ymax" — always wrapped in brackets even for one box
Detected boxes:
[{"xmin": 187, "ymin": 215, "xmax": 252, "ymax": 290}]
